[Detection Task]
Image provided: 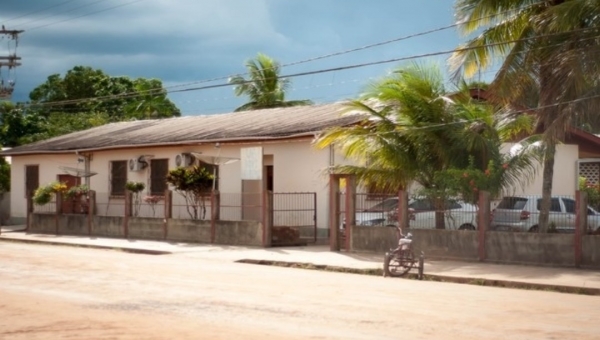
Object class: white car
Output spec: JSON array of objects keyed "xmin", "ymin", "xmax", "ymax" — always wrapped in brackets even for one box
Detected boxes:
[
  {"xmin": 491, "ymin": 195, "xmax": 600, "ymax": 233},
  {"xmin": 352, "ymin": 197, "xmax": 478, "ymax": 230}
]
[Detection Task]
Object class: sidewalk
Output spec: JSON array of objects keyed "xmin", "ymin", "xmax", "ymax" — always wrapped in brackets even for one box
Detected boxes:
[{"xmin": 2, "ymin": 228, "xmax": 600, "ymax": 294}]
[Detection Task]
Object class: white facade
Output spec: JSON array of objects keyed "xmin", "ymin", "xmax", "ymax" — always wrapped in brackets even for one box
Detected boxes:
[{"xmin": 10, "ymin": 139, "xmax": 337, "ymax": 229}]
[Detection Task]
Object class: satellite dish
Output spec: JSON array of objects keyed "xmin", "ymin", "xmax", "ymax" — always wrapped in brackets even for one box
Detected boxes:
[{"xmin": 59, "ymin": 166, "xmax": 98, "ymax": 178}]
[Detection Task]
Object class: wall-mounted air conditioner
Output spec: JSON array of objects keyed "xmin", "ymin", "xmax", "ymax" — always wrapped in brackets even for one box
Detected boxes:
[
  {"xmin": 175, "ymin": 153, "xmax": 196, "ymax": 167},
  {"xmin": 129, "ymin": 156, "xmax": 148, "ymax": 172}
]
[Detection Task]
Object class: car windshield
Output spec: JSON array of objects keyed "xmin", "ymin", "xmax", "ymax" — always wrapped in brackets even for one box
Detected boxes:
[{"xmin": 497, "ymin": 197, "xmax": 528, "ymax": 210}]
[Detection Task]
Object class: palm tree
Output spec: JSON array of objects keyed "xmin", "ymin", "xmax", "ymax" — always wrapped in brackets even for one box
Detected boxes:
[
  {"xmin": 316, "ymin": 63, "xmax": 536, "ymax": 229},
  {"xmin": 450, "ymin": 0, "xmax": 600, "ymax": 232},
  {"xmin": 229, "ymin": 53, "xmax": 312, "ymax": 112}
]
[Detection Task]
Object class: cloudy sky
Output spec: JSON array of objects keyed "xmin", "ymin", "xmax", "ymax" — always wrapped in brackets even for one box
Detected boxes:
[{"xmin": 0, "ymin": 0, "xmax": 487, "ymax": 115}]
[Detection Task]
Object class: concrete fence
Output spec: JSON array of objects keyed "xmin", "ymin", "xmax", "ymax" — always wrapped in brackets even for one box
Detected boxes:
[
  {"xmin": 26, "ymin": 190, "xmax": 264, "ymax": 247},
  {"xmin": 347, "ymin": 190, "xmax": 600, "ymax": 268}
]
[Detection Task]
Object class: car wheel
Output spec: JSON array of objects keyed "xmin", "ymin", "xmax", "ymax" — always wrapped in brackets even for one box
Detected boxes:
[
  {"xmin": 458, "ymin": 224, "xmax": 476, "ymax": 231},
  {"xmin": 528, "ymin": 225, "xmax": 539, "ymax": 233}
]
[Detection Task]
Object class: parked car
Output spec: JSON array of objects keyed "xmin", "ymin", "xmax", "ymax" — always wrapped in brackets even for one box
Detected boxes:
[
  {"xmin": 490, "ymin": 195, "xmax": 600, "ymax": 233},
  {"xmin": 350, "ymin": 197, "xmax": 478, "ymax": 230}
]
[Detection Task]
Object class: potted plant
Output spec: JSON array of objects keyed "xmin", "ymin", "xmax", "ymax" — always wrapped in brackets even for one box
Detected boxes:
[
  {"xmin": 32, "ymin": 181, "xmax": 68, "ymax": 206},
  {"xmin": 125, "ymin": 181, "xmax": 145, "ymax": 216}
]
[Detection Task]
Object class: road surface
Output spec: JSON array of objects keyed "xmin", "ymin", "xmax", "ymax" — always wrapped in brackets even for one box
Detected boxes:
[{"xmin": 1, "ymin": 242, "xmax": 598, "ymax": 339}]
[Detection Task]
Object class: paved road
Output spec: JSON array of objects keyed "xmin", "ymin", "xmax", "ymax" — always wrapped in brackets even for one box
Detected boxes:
[{"xmin": 1, "ymin": 242, "xmax": 599, "ymax": 340}]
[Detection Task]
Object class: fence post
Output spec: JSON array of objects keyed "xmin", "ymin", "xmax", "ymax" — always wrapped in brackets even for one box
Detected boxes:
[
  {"xmin": 397, "ymin": 190, "xmax": 409, "ymax": 234},
  {"xmin": 164, "ymin": 190, "xmax": 172, "ymax": 240},
  {"xmin": 262, "ymin": 190, "xmax": 272, "ymax": 248},
  {"xmin": 575, "ymin": 190, "xmax": 588, "ymax": 268},
  {"xmin": 124, "ymin": 190, "xmax": 132, "ymax": 238},
  {"xmin": 211, "ymin": 190, "xmax": 220, "ymax": 244},
  {"xmin": 25, "ymin": 191, "xmax": 33, "ymax": 232},
  {"xmin": 344, "ymin": 175, "xmax": 356, "ymax": 251},
  {"xmin": 329, "ymin": 174, "xmax": 340, "ymax": 251},
  {"xmin": 477, "ymin": 191, "xmax": 490, "ymax": 262},
  {"xmin": 88, "ymin": 190, "xmax": 96, "ymax": 236},
  {"xmin": 55, "ymin": 191, "xmax": 63, "ymax": 235}
]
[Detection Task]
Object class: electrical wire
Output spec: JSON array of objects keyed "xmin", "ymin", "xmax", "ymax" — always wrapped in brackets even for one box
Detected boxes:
[
  {"xmin": 12, "ymin": 0, "xmax": 114, "ymax": 29},
  {"xmin": 0, "ymin": 0, "xmax": 80, "ymax": 25},
  {"xmin": 24, "ymin": 26, "xmax": 599, "ymax": 110},
  {"xmin": 25, "ymin": 0, "xmax": 148, "ymax": 32}
]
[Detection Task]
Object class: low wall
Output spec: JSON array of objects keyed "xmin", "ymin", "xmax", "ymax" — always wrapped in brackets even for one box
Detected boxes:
[
  {"xmin": 92, "ymin": 216, "xmax": 124, "ymax": 238},
  {"xmin": 214, "ymin": 220, "xmax": 262, "ymax": 247},
  {"xmin": 27, "ymin": 213, "xmax": 262, "ymax": 247},
  {"xmin": 28, "ymin": 213, "xmax": 56, "ymax": 234},
  {"xmin": 58, "ymin": 214, "xmax": 88, "ymax": 236},
  {"xmin": 485, "ymin": 232, "xmax": 573, "ymax": 266},
  {"xmin": 167, "ymin": 219, "xmax": 211, "ymax": 243},
  {"xmin": 583, "ymin": 236, "xmax": 600, "ymax": 267},
  {"xmin": 129, "ymin": 217, "xmax": 164, "ymax": 240},
  {"xmin": 352, "ymin": 227, "xmax": 479, "ymax": 260}
]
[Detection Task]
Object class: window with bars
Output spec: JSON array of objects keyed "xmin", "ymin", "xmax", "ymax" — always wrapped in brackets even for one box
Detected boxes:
[
  {"xmin": 25, "ymin": 165, "xmax": 39, "ymax": 197},
  {"xmin": 110, "ymin": 160, "xmax": 127, "ymax": 196},
  {"xmin": 150, "ymin": 159, "xmax": 169, "ymax": 195}
]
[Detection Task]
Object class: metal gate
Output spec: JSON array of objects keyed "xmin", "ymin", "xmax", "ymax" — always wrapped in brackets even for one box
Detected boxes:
[{"xmin": 271, "ymin": 192, "xmax": 317, "ymax": 246}]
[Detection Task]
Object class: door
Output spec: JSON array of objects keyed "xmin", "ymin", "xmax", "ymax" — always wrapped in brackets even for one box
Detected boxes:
[{"xmin": 58, "ymin": 174, "xmax": 80, "ymax": 214}]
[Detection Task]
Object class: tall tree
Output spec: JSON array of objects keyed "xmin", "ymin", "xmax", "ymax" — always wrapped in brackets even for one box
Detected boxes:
[
  {"xmin": 229, "ymin": 53, "xmax": 312, "ymax": 112},
  {"xmin": 316, "ymin": 64, "xmax": 536, "ymax": 228},
  {"xmin": 450, "ymin": 0, "xmax": 600, "ymax": 232},
  {"xmin": 29, "ymin": 66, "xmax": 180, "ymax": 122}
]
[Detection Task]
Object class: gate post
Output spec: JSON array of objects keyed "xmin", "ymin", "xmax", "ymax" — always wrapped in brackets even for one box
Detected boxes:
[
  {"xmin": 25, "ymin": 191, "xmax": 33, "ymax": 232},
  {"xmin": 55, "ymin": 191, "xmax": 63, "ymax": 235},
  {"xmin": 262, "ymin": 190, "xmax": 272, "ymax": 247},
  {"xmin": 88, "ymin": 190, "xmax": 96, "ymax": 236},
  {"xmin": 329, "ymin": 174, "xmax": 341, "ymax": 251},
  {"xmin": 477, "ymin": 191, "xmax": 490, "ymax": 262},
  {"xmin": 124, "ymin": 190, "xmax": 132, "ymax": 238},
  {"xmin": 164, "ymin": 189, "xmax": 172, "ymax": 240},
  {"xmin": 575, "ymin": 190, "xmax": 588, "ymax": 268},
  {"xmin": 344, "ymin": 175, "xmax": 356, "ymax": 251},
  {"xmin": 211, "ymin": 190, "xmax": 220, "ymax": 244}
]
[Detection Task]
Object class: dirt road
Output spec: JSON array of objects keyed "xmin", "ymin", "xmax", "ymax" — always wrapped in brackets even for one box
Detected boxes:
[{"xmin": 1, "ymin": 242, "xmax": 599, "ymax": 339}]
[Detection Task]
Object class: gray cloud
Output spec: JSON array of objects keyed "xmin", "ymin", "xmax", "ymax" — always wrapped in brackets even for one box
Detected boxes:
[{"xmin": 1, "ymin": 0, "xmax": 462, "ymax": 114}]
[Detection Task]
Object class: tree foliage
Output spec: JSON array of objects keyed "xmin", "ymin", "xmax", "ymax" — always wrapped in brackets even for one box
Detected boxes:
[
  {"xmin": 229, "ymin": 53, "xmax": 312, "ymax": 112},
  {"xmin": 0, "ymin": 66, "xmax": 181, "ymax": 147},
  {"xmin": 451, "ymin": 0, "xmax": 600, "ymax": 232},
  {"xmin": 316, "ymin": 63, "xmax": 538, "ymax": 228},
  {"xmin": 166, "ymin": 166, "xmax": 214, "ymax": 220}
]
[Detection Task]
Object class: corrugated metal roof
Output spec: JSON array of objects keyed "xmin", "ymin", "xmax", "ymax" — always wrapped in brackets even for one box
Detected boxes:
[{"xmin": 3, "ymin": 102, "xmax": 365, "ymax": 155}]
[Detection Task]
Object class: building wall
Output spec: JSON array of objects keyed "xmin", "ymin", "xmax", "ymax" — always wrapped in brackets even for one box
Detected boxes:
[
  {"xmin": 9, "ymin": 140, "xmax": 335, "ymax": 229},
  {"xmin": 501, "ymin": 143, "xmax": 579, "ymax": 196}
]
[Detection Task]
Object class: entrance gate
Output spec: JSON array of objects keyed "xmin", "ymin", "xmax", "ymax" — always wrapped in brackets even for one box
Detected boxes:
[{"xmin": 270, "ymin": 192, "xmax": 317, "ymax": 246}]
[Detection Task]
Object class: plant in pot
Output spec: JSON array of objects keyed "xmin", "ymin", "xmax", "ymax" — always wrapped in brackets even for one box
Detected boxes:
[
  {"xmin": 125, "ymin": 181, "xmax": 145, "ymax": 216},
  {"xmin": 65, "ymin": 184, "xmax": 90, "ymax": 214},
  {"xmin": 33, "ymin": 181, "xmax": 68, "ymax": 206}
]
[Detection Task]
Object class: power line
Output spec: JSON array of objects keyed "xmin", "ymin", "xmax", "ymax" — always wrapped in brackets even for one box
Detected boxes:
[
  {"xmin": 25, "ymin": 0, "xmax": 148, "ymax": 32},
  {"xmin": 13, "ymin": 0, "xmax": 113, "ymax": 30},
  {"xmin": 23, "ymin": 27, "xmax": 600, "ymax": 110},
  {"xmin": 0, "ymin": 0, "xmax": 80, "ymax": 25}
]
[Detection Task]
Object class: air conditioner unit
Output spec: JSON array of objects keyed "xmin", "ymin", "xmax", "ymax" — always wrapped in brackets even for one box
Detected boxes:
[
  {"xmin": 175, "ymin": 153, "xmax": 196, "ymax": 167},
  {"xmin": 129, "ymin": 157, "xmax": 148, "ymax": 172}
]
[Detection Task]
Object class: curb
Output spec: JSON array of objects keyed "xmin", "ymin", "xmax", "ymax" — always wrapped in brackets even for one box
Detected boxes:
[
  {"xmin": 236, "ymin": 259, "xmax": 600, "ymax": 296},
  {"xmin": 0, "ymin": 237, "xmax": 172, "ymax": 255}
]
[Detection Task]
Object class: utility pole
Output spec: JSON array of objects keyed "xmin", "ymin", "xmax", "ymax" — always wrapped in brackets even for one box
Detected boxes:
[{"xmin": 0, "ymin": 28, "xmax": 24, "ymax": 100}]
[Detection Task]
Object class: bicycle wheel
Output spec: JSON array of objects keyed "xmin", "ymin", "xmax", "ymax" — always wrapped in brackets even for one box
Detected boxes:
[{"xmin": 383, "ymin": 250, "xmax": 413, "ymax": 277}]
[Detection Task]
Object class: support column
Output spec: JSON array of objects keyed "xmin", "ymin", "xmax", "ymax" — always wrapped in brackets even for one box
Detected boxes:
[
  {"xmin": 329, "ymin": 174, "xmax": 340, "ymax": 251},
  {"xmin": 88, "ymin": 191, "xmax": 96, "ymax": 236},
  {"xmin": 211, "ymin": 190, "xmax": 220, "ymax": 244},
  {"xmin": 477, "ymin": 191, "xmax": 490, "ymax": 262},
  {"xmin": 344, "ymin": 175, "xmax": 356, "ymax": 252},
  {"xmin": 124, "ymin": 191, "xmax": 132, "ymax": 238},
  {"xmin": 575, "ymin": 190, "xmax": 588, "ymax": 268},
  {"xmin": 25, "ymin": 191, "xmax": 33, "ymax": 233},
  {"xmin": 262, "ymin": 190, "xmax": 272, "ymax": 247},
  {"xmin": 55, "ymin": 192, "xmax": 63, "ymax": 235},
  {"xmin": 164, "ymin": 190, "xmax": 172, "ymax": 240}
]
